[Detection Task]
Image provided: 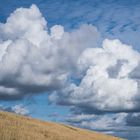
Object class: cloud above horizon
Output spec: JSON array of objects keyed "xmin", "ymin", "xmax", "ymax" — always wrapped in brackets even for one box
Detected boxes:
[
  {"xmin": 50, "ymin": 38, "xmax": 140, "ymax": 113},
  {"xmin": 0, "ymin": 104, "xmax": 29, "ymax": 115},
  {"xmin": 0, "ymin": 4, "xmax": 140, "ymax": 113}
]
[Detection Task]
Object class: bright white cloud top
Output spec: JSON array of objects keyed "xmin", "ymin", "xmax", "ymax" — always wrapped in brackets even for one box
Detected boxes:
[
  {"xmin": 51, "ymin": 39, "xmax": 140, "ymax": 112},
  {"xmin": 0, "ymin": 4, "xmax": 140, "ymax": 116},
  {"xmin": 0, "ymin": 5, "xmax": 99, "ymax": 99}
]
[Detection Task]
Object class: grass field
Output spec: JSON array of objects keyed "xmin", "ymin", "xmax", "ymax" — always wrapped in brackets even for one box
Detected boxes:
[{"xmin": 0, "ymin": 111, "xmax": 123, "ymax": 140}]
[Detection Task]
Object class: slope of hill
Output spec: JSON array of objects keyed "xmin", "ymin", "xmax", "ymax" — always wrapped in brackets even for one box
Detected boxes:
[{"xmin": 0, "ymin": 111, "xmax": 123, "ymax": 140}]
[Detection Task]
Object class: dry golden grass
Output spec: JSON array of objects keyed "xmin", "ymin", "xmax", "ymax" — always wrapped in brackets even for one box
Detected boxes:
[{"xmin": 0, "ymin": 111, "xmax": 123, "ymax": 140}]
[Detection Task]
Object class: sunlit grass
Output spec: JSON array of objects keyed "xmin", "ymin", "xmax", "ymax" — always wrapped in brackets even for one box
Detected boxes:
[{"xmin": 0, "ymin": 111, "xmax": 123, "ymax": 140}]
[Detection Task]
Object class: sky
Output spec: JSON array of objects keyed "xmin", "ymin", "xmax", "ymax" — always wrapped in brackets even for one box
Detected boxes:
[{"xmin": 0, "ymin": 0, "xmax": 140, "ymax": 139}]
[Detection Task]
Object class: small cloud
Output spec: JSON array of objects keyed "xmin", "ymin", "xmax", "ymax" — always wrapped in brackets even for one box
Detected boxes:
[
  {"xmin": 0, "ymin": 104, "xmax": 29, "ymax": 115},
  {"xmin": 11, "ymin": 104, "xmax": 29, "ymax": 115}
]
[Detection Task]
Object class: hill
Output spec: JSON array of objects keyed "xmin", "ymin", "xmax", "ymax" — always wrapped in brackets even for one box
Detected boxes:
[{"xmin": 0, "ymin": 111, "xmax": 123, "ymax": 140}]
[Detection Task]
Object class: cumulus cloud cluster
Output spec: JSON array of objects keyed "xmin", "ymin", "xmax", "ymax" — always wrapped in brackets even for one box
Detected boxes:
[
  {"xmin": 50, "ymin": 39, "xmax": 140, "ymax": 113},
  {"xmin": 0, "ymin": 4, "xmax": 99, "ymax": 100},
  {"xmin": 1, "ymin": 4, "xmax": 140, "ymax": 137}
]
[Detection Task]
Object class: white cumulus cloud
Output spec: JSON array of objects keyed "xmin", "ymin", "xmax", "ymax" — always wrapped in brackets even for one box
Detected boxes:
[
  {"xmin": 50, "ymin": 39, "xmax": 140, "ymax": 113},
  {"xmin": 0, "ymin": 4, "xmax": 99, "ymax": 100}
]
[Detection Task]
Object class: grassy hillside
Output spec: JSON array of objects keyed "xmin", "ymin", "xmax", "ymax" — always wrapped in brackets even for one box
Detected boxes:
[{"xmin": 0, "ymin": 111, "xmax": 123, "ymax": 140}]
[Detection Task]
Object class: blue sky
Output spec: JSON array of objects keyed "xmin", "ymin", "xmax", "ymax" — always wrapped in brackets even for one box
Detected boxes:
[
  {"xmin": 0, "ymin": 0, "xmax": 140, "ymax": 140},
  {"xmin": 1, "ymin": 0, "xmax": 140, "ymax": 50}
]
